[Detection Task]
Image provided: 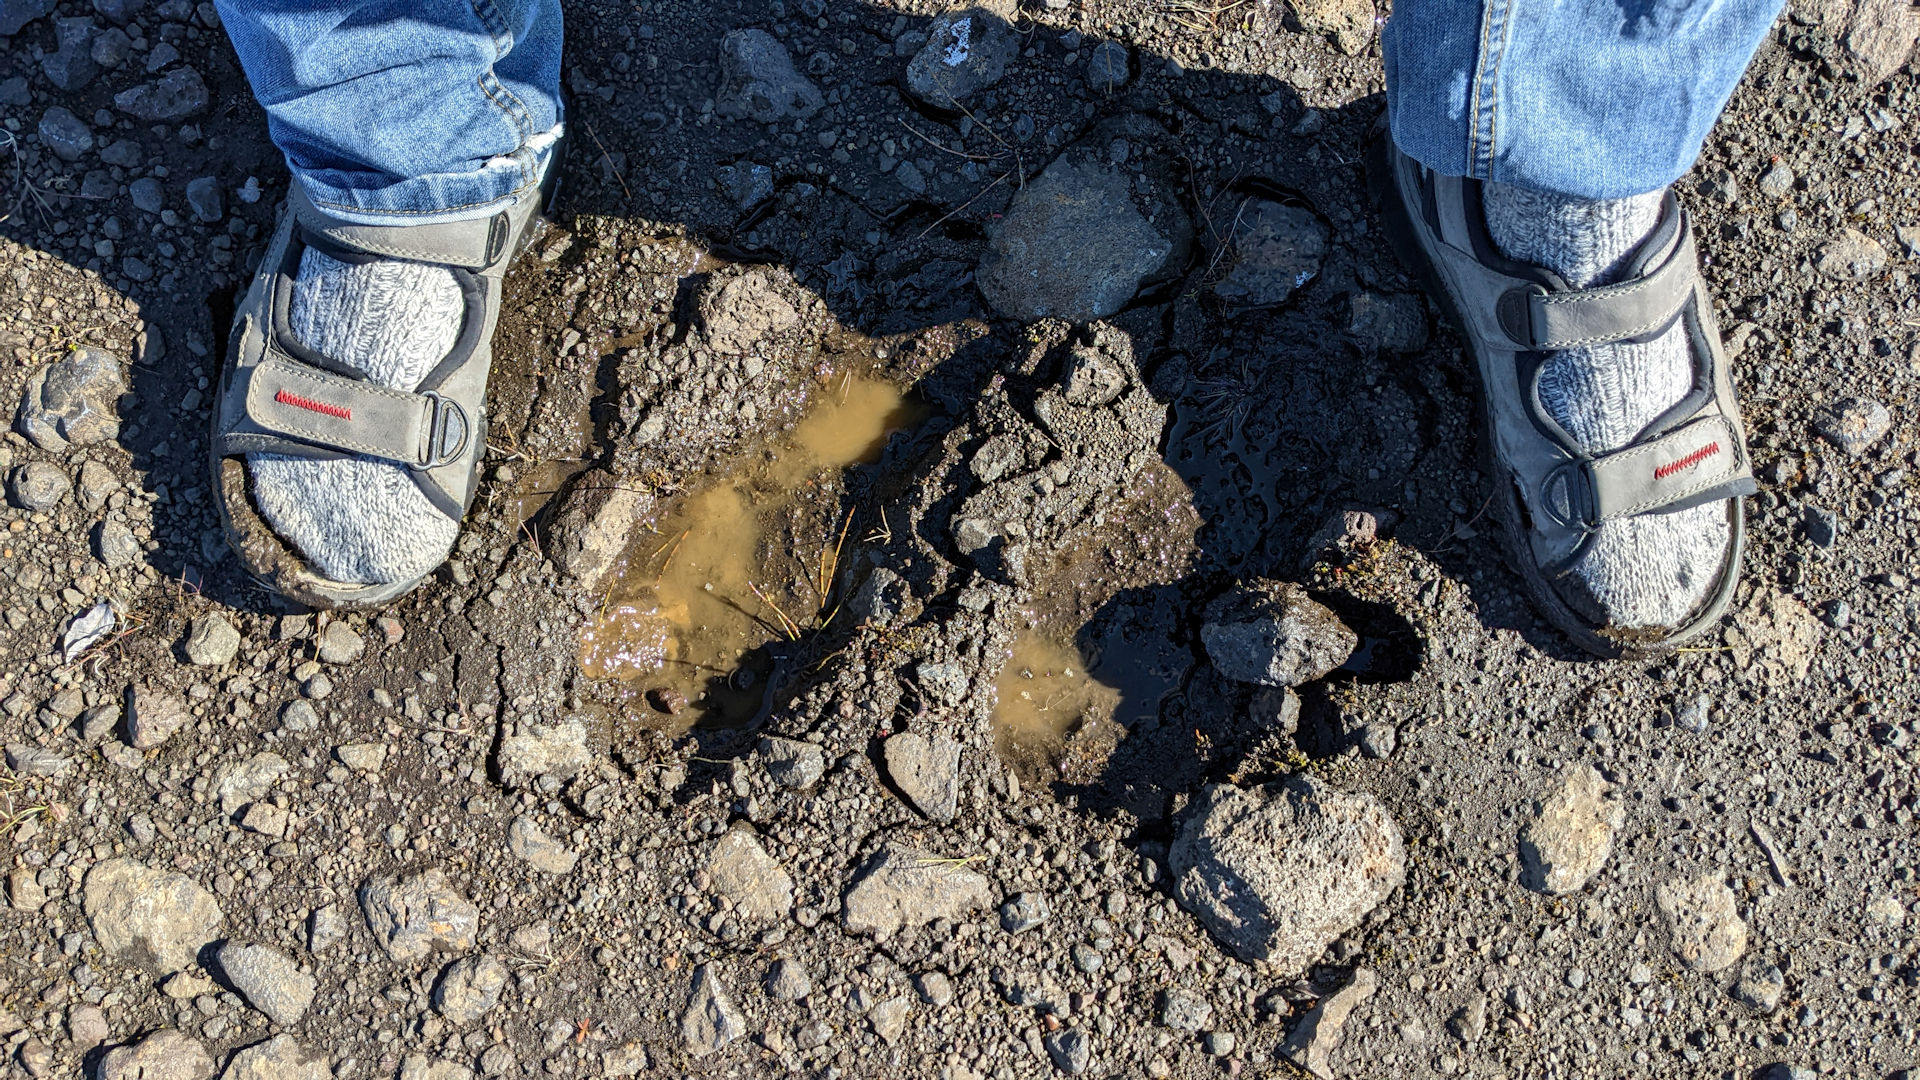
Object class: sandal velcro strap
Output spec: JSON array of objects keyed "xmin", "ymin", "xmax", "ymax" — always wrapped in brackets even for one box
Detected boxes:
[
  {"xmin": 229, "ymin": 355, "xmax": 470, "ymax": 470},
  {"xmin": 1496, "ymin": 209, "xmax": 1697, "ymax": 351},
  {"xmin": 1544, "ymin": 414, "xmax": 1756, "ymax": 530},
  {"xmin": 290, "ymin": 186, "xmax": 514, "ymax": 272}
]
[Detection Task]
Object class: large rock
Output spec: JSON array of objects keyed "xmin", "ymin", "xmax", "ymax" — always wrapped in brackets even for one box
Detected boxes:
[
  {"xmin": 757, "ymin": 737, "xmax": 825, "ymax": 789},
  {"xmin": 704, "ymin": 830, "xmax": 794, "ymax": 923},
  {"xmin": 184, "ymin": 614, "xmax": 240, "ymax": 667},
  {"xmin": 220, "ymin": 1035, "xmax": 329, "ymax": 1080},
  {"xmin": 1815, "ymin": 228, "xmax": 1889, "ymax": 280},
  {"xmin": 680, "ymin": 964, "xmax": 747, "ymax": 1057},
  {"xmin": 83, "ymin": 859, "xmax": 224, "ymax": 975},
  {"xmin": 1518, "ymin": 763, "xmax": 1624, "ymax": 895},
  {"xmin": 16, "ymin": 346, "xmax": 125, "ymax": 449},
  {"xmin": 98, "ymin": 1030, "xmax": 215, "ymax": 1080},
  {"xmin": 1846, "ymin": 0, "xmax": 1919, "ymax": 83},
  {"xmin": 215, "ymin": 942, "xmax": 315, "ymax": 1026},
  {"xmin": 715, "ymin": 29, "xmax": 822, "ymax": 123},
  {"xmin": 1170, "ymin": 778, "xmax": 1404, "ymax": 969},
  {"xmin": 1201, "ymin": 580, "xmax": 1356, "ymax": 687},
  {"xmin": 977, "ymin": 118, "xmax": 1192, "ymax": 323},
  {"xmin": 905, "ymin": 8, "xmax": 1018, "ymax": 106},
  {"xmin": 359, "ymin": 869, "xmax": 479, "ymax": 962},
  {"xmin": 1656, "ymin": 870, "xmax": 1747, "ymax": 972},
  {"xmin": 881, "ymin": 731, "xmax": 961, "ymax": 822},
  {"xmin": 842, "ymin": 842, "xmax": 993, "ymax": 939},
  {"xmin": 432, "ymin": 954, "xmax": 508, "ymax": 1025}
]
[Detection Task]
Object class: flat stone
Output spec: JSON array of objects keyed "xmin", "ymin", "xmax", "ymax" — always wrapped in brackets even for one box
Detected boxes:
[
  {"xmin": 705, "ymin": 829, "xmax": 794, "ymax": 922},
  {"xmin": 1213, "ymin": 200, "xmax": 1327, "ymax": 307},
  {"xmin": 184, "ymin": 613, "xmax": 240, "ymax": 667},
  {"xmin": 216, "ymin": 941, "xmax": 316, "ymax": 1026},
  {"xmin": 1281, "ymin": 967, "xmax": 1377, "ymax": 1079},
  {"xmin": 315, "ymin": 621, "xmax": 364, "ymax": 664},
  {"xmin": 432, "ymin": 954, "xmax": 507, "ymax": 1025},
  {"xmin": 680, "ymin": 964, "xmax": 747, "ymax": 1056},
  {"xmin": 334, "ymin": 742, "xmax": 388, "ymax": 772},
  {"xmin": 906, "ymin": 7, "xmax": 1018, "ymax": 105},
  {"xmin": 1734, "ymin": 962, "xmax": 1786, "ymax": 1013},
  {"xmin": 214, "ymin": 751, "xmax": 290, "ymax": 816},
  {"xmin": 397, "ymin": 1057, "xmax": 472, "ymax": 1080},
  {"xmin": 359, "ymin": 868, "xmax": 479, "ymax": 963},
  {"xmin": 1201, "ymin": 579, "xmax": 1357, "ymax": 687},
  {"xmin": 842, "ymin": 841, "xmax": 993, "ymax": 939},
  {"xmin": 508, "ymin": 815, "xmax": 578, "ymax": 874},
  {"xmin": 546, "ymin": 468, "xmax": 656, "ymax": 594},
  {"xmin": 497, "ymin": 719, "xmax": 591, "ymax": 787},
  {"xmin": 17, "ymin": 346, "xmax": 124, "ymax": 450},
  {"xmin": 98, "ymin": 1030, "xmax": 214, "ymax": 1080},
  {"xmin": 4, "ymin": 744, "xmax": 68, "ymax": 777},
  {"xmin": 1814, "ymin": 396, "xmax": 1892, "ymax": 456},
  {"xmin": 714, "ymin": 29, "xmax": 821, "ymax": 123},
  {"xmin": 1518, "ymin": 763, "xmax": 1624, "ymax": 895},
  {"xmin": 83, "ymin": 858, "xmax": 223, "ymax": 975},
  {"xmin": 757, "ymin": 736, "xmax": 825, "ymax": 789},
  {"xmin": 869, "ymin": 996, "xmax": 911, "ymax": 1044},
  {"xmin": 1087, "ymin": 40, "xmax": 1131, "ymax": 91},
  {"xmin": 882, "ymin": 731, "xmax": 962, "ymax": 822},
  {"xmin": 220, "ymin": 1035, "xmax": 329, "ymax": 1080},
  {"xmin": 1170, "ymin": 778, "xmax": 1403, "ymax": 969},
  {"xmin": 1816, "ymin": 228, "xmax": 1889, "ymax": 279},
  {"xmin": 113, "ymin": 66, "xmax": 208, "ymax": 120},
  {"xmin": 1656, "ymin": 870, "xmax": 1747, "ymax": 972}
]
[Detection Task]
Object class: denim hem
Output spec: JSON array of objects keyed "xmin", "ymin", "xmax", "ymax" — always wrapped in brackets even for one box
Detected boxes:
[{"xmin": 292, "ymin": 125, "xmax": 560, "ymax": 226}]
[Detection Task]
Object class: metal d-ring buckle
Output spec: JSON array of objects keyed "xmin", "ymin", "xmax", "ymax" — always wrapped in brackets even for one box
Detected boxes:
[
  {"xmin": 416, "ymin": 391, "xmax": 470, "ymax": 470},
  {"xmin": 1538, "ymin": 459, "xmax": 1599, "ymax": 535}
]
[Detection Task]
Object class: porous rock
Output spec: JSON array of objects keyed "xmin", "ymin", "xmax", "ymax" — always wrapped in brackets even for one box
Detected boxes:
[
  {"xmin": 1518, "ymin": 763, "xmax": 1625, "ymax": 895},
  {"xmin": 83, "ymin": 858, "xmax": 224, "ymax": 975},
  {"xmin": 1201, "ymin": 579, "xmax": 1356, "ymax": 687},
  {"xmin": 843, "ymin": 841, "xmax": 993, "ymax": 939},
  {"xmin": 1170, "ymin": 778, "xmax": 1403, "ymax": 969}
]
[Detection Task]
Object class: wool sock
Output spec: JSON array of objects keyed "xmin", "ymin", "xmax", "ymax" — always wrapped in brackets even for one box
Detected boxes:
[
  {"xmin": 246, "ymin": 248, "xmax": 464, "ymax": 585},
  {"xmin": 1481, "ymin": 182, "xmax": 1730, "ymax": 629}
]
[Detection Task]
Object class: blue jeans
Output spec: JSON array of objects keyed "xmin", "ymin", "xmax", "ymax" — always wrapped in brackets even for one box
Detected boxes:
[
  {"xmin": 216, "ymin": 0, "xmax": 563, "ymax": 225},
  {"xmin": 219, "ymin": 0, "xmax": 1779, "ymax": 222},
  {"xmin": 1384, "ymin": 0, "xmax": 1785, "ymax": 199}
]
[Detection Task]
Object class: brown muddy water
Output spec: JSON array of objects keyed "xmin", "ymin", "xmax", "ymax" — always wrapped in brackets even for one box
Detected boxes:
[{"xmin": 578, "ymin": 374, "xmax": 924, "ymax": 727}]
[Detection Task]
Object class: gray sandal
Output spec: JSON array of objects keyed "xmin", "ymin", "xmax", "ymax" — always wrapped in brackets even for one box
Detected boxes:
[
  {"xmin": 1371, "ymin": 133, "xmax": 1757, "ymax": 656},
  {"xmin": 212, "ymin": 181, "xmax": 550, "ymax": 609}
]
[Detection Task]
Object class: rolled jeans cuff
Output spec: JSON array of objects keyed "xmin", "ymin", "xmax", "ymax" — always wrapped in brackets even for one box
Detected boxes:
[{"xmin": 293, "ymin": 123, "xmax": 562, "ymax": 227}]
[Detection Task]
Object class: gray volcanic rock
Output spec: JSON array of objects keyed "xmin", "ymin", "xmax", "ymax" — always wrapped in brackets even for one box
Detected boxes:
[
  {"xmin": 1170, "ymin": 778, "xmax": 1404, "ymax": 969},
  {"xmin": 1201, "ymin": 579, "xmax": 1357, "ymax": 687}
]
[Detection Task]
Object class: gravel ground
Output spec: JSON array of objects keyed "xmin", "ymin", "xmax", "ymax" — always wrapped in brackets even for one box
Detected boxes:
[{"xmin": 1, "ymin": 0, "xmax": 1917, "ymax": 1077}]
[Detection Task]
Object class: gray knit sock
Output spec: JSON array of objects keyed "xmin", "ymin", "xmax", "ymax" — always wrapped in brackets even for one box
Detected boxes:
[
  {"xmin": 246, "ymin": 249, "xmax": 464, "ymax": 585},
  {"xmin": 1482, "ymin": 183, "xmax": 1730, "ymax": 629}
]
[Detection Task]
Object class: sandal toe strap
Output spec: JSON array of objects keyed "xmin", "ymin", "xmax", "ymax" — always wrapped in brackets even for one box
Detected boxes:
[
  {"xmin": 1543, "ymin": 414, "xmax": 1756, "ymax": 531},
  {"xmin": 217, "ymin": 355, "xmax": 471, "ymax": 472}
]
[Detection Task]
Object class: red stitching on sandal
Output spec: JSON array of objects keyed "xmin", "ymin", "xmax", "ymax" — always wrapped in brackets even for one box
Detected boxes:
[
  {"xmin": 275, "ymin": 388, "xmax": 352, "ymax": 421},
  {"xmin": 1654, "ymin": 441, "xmax": 1720, "ymax": 480}
]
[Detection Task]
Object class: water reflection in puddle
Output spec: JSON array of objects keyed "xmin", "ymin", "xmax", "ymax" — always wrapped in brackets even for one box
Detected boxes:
[{"xmin": 578, "ymin": 374, "xmax": 925, "ymax": 728}]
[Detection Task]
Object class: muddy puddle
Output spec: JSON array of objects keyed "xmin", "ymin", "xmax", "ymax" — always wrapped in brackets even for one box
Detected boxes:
[{"xmin": 579, "ymin": 373, "xmax": 925, "ymax": 727}]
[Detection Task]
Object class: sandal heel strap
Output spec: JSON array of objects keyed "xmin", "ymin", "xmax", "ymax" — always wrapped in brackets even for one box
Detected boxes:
[
  {"xmin": 290, "ymin": 185, "xmax": 515, "ymax": 271},
  {"xmin": 1498, "ymin": 205, "xmax": 1698, "ymax": 351}
]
